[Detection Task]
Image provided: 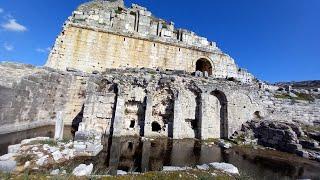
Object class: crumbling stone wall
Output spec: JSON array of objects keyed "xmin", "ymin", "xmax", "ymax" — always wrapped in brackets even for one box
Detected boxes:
[
  {"xmin": 76, "ymin": 68, "xmax": 264, "ymax": 139},
  {"xmin": 0, "ymin": 63, "xmax": 85, "ymax": 134},
  {"xmin": 1, "ymin": 63, "xmax": 319, "ymax": 140}
]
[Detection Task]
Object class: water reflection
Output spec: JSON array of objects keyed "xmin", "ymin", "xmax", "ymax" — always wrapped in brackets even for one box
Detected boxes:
[
  {"xmin": 1, "ymin": 127, "xmax": 320, "ymax": 179},
  {"xmin": 0, "ymin": 126, "xmax": 73, "ymax": 155}
]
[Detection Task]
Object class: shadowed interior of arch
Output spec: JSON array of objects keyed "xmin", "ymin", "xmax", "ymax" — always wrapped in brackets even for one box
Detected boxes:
[
  {"xmin": 211, "ymin": 90, "xmax": 228, "ymax": 139},
  {"xmin": 196, "ymin": 58, "xmax": 213, "ymax": 75}
]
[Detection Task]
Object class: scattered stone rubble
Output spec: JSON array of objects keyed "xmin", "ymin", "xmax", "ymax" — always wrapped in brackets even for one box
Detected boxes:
[{"xmin": 0, "ymin": 137, "xmax": 77, "ymax": 173}]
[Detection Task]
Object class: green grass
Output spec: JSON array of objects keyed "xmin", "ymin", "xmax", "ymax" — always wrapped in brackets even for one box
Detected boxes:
[
  {"xmin": 295, "ymin": 93, "xmax": 315, "ymax": 102},
  {"xmin": 274, "ymin": 93, "xmax": 315, "ymax": 102},
  {"xmin": 301, "ymin": 124, "xmax": 320, "ymax": 132},
  {"xmin": 0, "ymin": 169, "xmax": 237, "ymax": 180}
]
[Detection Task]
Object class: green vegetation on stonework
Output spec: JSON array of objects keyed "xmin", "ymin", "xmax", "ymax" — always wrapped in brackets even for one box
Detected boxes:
[
  {"xmin": 29, "ymin": 139, "xmax": 58, "ymax": 146},
  {"xmin": 301, "ymin": 124, "xmax": 320, "ymax": 132},
  {"xmin": 274, "ymin": 93, "xmax": 315, "ymax": 102}
]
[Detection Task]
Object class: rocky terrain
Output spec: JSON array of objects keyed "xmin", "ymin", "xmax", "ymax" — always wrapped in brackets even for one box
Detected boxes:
[{"xmin": 231, "ymin": 119, "xmax": 320, "ymax": 162}]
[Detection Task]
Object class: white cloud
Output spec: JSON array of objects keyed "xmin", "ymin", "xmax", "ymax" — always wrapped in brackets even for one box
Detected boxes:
[
  {"xmin": 3, "ymin": 43, "xmax": 14, "ymax": 51},
  {"xmin": 0, "ymin": 8, "xmax": 4, "ymax": 13},
  {"xmin": 36, "ymin": 47, "xmax": 51, "ymax": 53},
  {"xmin": 1, "ymin": 19, "xmax": 27, "ymax": 32}
]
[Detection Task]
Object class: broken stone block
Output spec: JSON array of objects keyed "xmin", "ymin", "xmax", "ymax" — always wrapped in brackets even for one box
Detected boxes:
[
  {"xmin": 195, "ymin": 71, "xmax": 203, "ymax": 77},
  {"xmin": 196, "ymin": 164, "xmax": 210, "ymax": 170},
  {"xmin": 296, "ymin": 150, "xmax": 309, "ymax": 158},
  {"xmin": 36, "ymin": 155, "xmax": 49, "ymax": 166},
  {"xmin": 8, "ymin": 144, "xmax": 21, "ymax": 154},
  {"xmin": 0, "ymin": 160, "xmax": 16, "ymax": 173},
  {"xmin": 117, "ymin": 170, "xmax": 128, "ymax": 175},
  {"xmin": 72, "ymin": 163, "xmax": 93, "ymax": 177},
  {"xmin": 299, "ymin": 140, "xmax": 319, "ymax": 150},
  {"xmin": 52, "ymin": 150, "xmax": 63, "ymax": 162},
  {"xmin": 209, "ymin": 162, "xmax": 239, "ymax": 175}
]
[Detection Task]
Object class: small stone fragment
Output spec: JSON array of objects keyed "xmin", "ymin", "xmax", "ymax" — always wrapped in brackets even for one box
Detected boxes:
[{"xmin": 209, "ymin": 162, "xmax": 239, "ymax": 175}]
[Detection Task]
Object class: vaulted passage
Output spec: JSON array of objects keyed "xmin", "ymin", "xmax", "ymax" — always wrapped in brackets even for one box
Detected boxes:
[
  {"xmin": 196, "ymin": 58, "xmax": 212, "ymax": 75},
  {"xmin": 211, "ymin": 90, "xmax": 228, "ymax": 139}
]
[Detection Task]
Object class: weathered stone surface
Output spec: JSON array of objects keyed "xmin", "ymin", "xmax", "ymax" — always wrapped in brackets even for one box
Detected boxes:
[
  {"xmin": 209, "ymin": 162, "xmax": 239, "ymax": 175},
  {"xmin": 0, "ymin": 160, "xmax": 16, "ymax": 173},
  {"xmin": 8, "ymin": 144, "xmax": 21, "ymax": 154},
  {"xmin": 299, "ymin": 140, "xmax": 319, "ymax": 150},
  {"xmin": 45, "ymin": 0, "xmax": 254, "ymax": 83},
  {"xmin": 218, "ymin": 140, "xmax": 232, "ymax": 149},
  {"xmin": 117, "ymin": 170, "xmax": 128, "ymax": 175},
  {"xmin": 0, "ymin": 153, "xmax": 16, "ymax": 161},
  {"xmin": 196, "ymin": 164, "xmax": 210, "ymax": 170},
  {"xmin": 162, "ymin": 166, "xmax": 191, "ymax": 172},
  {"xmin": 36, "ymin": 155, "xmax": 49, "ymax": 166},
  {"xmin": 50, "ymin": 169, "xmax": 60, "ymax": 175},
  {"xmin": 54, "ymin": 111, "xmax": 64, "ymax": 140},
  {"xmin": 52, "ymin": 150, "xmax": 63, "ymax": 162},
  {"xmin": 72, "ymin": 163, "xmax": 93, "ymax": 177}
]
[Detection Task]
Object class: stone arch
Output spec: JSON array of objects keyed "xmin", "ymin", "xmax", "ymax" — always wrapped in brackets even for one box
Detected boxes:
[
  {"xmin": 210, "ymin": 90, "xmax": 228, "ymax": 139},
  {"xmin": 195, "ymin": 58, "xmax": 213, "ymax": 75}
]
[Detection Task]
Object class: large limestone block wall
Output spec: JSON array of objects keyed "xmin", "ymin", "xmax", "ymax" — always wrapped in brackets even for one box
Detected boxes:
[
  {"xmin": 0, "ymin": 63, "xmax": 88, "ymax": 134},
  {"xmin": 45, "ymin": 0, "xmax": 255, "ymax": 83},
  {"xmin": 46, "ymin": 26, "xmax": 241, "ymax": 80}
]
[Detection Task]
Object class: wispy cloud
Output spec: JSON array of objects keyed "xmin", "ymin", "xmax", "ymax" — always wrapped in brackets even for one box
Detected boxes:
[
  {"xmin": 3, "ymin": 43, "xmax": 14, "ymax": 51},
  {"xmin": 1, "ymin": 19, "xmax": 27, "ymax": 32},
  {"xmin": 36, "ymin": 47, "xmax": 51, "ymax": 53},
  {"xmin": 0, "ymin": 8, "xmax": 4, "ymax": 13}
]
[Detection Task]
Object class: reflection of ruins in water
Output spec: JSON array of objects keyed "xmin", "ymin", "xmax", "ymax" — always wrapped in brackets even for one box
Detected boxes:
[
  {"xmin": 100, "ymin": 137, "xmax": 224, "ymax": 174},
  {"xmin": 1, "ymin": 127, "xmax": 320, "ymax": 179}
]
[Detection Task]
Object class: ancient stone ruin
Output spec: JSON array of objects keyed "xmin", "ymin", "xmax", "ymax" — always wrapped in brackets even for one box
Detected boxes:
[{"xmin": 0, "ymin": 0, "xmax": 319, "ymax": 160}]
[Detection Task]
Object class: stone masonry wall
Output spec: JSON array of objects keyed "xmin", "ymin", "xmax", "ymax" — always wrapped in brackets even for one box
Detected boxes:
[
  {"xmin": 0, "ymin": 63, "xmax": 89, "ymax": 134},
  {"xmin": 1, "ymin": 62, "xmax": 319, "ymax": 140},
  {"xmin": 46, "ymin": 0, "xmax": 254, "ymax": 83}
]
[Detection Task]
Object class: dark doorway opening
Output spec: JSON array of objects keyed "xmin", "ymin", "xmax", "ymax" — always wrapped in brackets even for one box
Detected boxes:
[
  {"xmin": 130, "ymin": 120, "xmax": 135, "ymax": 128},
  {"xmin": 151, "ymin": 122, "xmax": 162, "ymax": 132},
  {"xmin": 196, "ymin": 58, "xmax": 213, "ymax": 75},
  {"xmin": 71, "ymin": 105, "xmax": 84, "ymax": 136}
]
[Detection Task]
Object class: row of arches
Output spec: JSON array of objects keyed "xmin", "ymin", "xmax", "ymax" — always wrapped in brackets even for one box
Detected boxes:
[{"xmin": 70, "ymin": 89, "xmax": 229, "ymax": 140}]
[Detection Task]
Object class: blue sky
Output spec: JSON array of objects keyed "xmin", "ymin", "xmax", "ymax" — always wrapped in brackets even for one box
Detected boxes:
[{"xmin": 0, "ymin": 0, "xmax": 319, "ymax": 83}]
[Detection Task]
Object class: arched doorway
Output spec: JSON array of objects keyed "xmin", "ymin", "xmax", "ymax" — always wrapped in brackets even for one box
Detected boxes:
[
  {"xmin": 196, "ymin": 58, "xmax": 213, "ymax": 75},
  {"xmin": 211, "ymin": 90, "xmax": 228, "ymax": 139}
]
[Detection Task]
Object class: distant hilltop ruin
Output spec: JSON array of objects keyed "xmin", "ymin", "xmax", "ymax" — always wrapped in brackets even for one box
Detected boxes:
[{"xmin": 46, "ymin": 0, "xmax": 254, "ymax": 83}]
